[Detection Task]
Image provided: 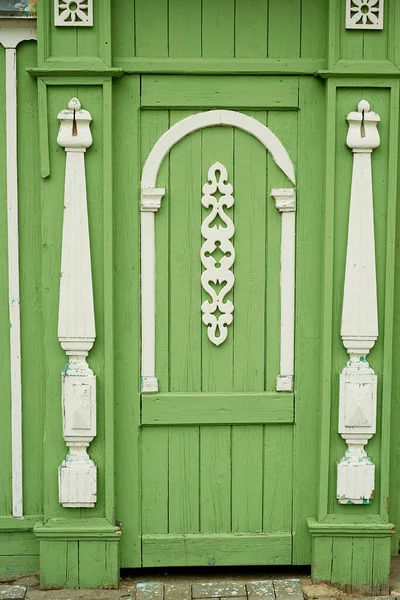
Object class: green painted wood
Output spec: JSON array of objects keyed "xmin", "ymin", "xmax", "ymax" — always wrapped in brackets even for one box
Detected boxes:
[
  {"xmin": 331, "ymin": 537, "xmax": 353, "ymax": 587},
  {"xmin": 112, "ymin": 75, "xmax": 141, "ymax": 567},
  {"xmin": 168, "ymin": 0, "xmax": 201, "ymax": 58},
  {"xmin": 65, "ymin": 541, "xmax": 79, "ymax": 589},
  {"xmin": 79, "ymin": 541, "xmax": 108, "ymax": 588},
  {"xmin": 142, "ymin": 393, "xmax": 294, "ymax": 425},
  {"xmin": 141, "ymin": 76, "xmax": 299, "ymax": 109},
  {"xmin": 135, "ymin": 0, "xmax": 168, "ymax": 58},
  {"xmin": 202, "ymin": 0, "xmax": 234, "ymax": 59},
  {"xmin": 142, "ymin": 533, "xmax": 292, "ymax": 566},
  {"xmin": 311, "ymin": 537, "xmax": 333, "ymax": 582},
  {"xmin": 293, "ymin": 77, "xmax": 325, "ymax": 564},
  {"xmin": 199, "ymin": 426, "xmax": 231, "ymax": 533},
  {"xmin": 234, "ymin": 0, "xmax": 268, "ymax": 58},
  {"xmin": 263, "ymin": 426, "xmax": 293, "ymax": 532},
  {"xmin": 169, "ymin": 110, "xmax": 202, "ymax": 393},
  {"xmin": 168, "ymin": 427, "xmax": 200, "ymax": 533},
  {"xmin": 0, "ymin": 45, "xmax": 11, "ymax": 519},
  {"xmin": 141, "ymin": 427, "xmax": 169, "ymax": 534},
  {"xmin": 231, "ymin": 426, "xmax": 263, "ymax": 533},
  {"xmin": 372, "ymin": 538, "xmax": 391, "ymax": 593},
  {"xmin": 301, "ymin": 0, "xmax": 327, "ymax": 59},
  {"xmin": 351, "ymin": 538, "xmax": 374, "ymax": 592},
  {"xmin": 233, "ymin": 111, "xmax": 267, "ymax": 392},
  {"xmin": 0, "ymin": 533, "xmax": 38, "ymax": 556},
  {"xmin": 0, "ymin": 556, "xmax": 39, "ymax": 582},
  {"xmin": 268, "ymin": 0, "xmax": 301, "ymax": 59},
  {"xmin": 40, "ymin": 541, "xmax": 67, "ymax": 588}
]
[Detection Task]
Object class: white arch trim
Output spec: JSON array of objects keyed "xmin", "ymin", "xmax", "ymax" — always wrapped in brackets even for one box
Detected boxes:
[
  {"xmin": 141, "ymin": 109, "xmax": 296, "ymax": 191},
  {"xmin": 140, "ymin": 110, "xmax": 296, "ymax": 393}
]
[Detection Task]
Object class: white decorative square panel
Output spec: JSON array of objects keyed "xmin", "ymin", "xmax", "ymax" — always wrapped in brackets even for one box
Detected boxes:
[
  {"xmin": 54, "ymin": 0, "xmax": 93, "ymax": 26},
  {"xmin": 346, "ymin": 0, "xmax": 384, "ymax": 30}
]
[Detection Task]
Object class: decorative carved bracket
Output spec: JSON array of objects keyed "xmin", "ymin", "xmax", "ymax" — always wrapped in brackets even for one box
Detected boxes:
[
  {"xmin": 57, "ymin": 98, "xmax": 96, "ymax": 508},
  {"xmin": 337, "ymin": 100, "xmax": 380, "ymax": 505}
]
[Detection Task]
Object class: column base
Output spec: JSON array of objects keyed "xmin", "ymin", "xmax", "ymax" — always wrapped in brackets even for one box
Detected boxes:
[
  {"xmin": 308, "ymin": 517, "xmax": 394, "ymax": 595},
  {"xmin": 34, "ymin": 518, "xmax": 121, "ymax": 589}
]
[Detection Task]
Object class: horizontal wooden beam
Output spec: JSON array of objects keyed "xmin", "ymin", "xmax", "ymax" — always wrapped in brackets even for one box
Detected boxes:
[
  {"xmin": 141, "ymin": 75, "xmax": 298, "ymax": 109},
  {"xmin": 142, "ymin": 533, "xmax": 292, "ymax": 567},
  {"xmin": 141, "ymin": 392, "xmax": 294, "ymax": 425},
  {"xmin": 115, "ymin": 57, "xmax": 324, "ymax": 75}
]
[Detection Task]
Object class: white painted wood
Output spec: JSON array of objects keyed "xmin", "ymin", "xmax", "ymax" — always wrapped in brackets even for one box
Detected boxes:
[
  {"xmin": 271, "ymin": 189, "xmax": 296, "ymax": 393},
  {"xmin": 140, "ymin": 110, "xmax": 296, "ymax": 392},
  {"xmin": 337, "ymin": 100, "xmax": 380, "ymax": 505},
  {"xmin": 201, "ymin": 162, "xmax": 235, "ymax": 346},
  {"xmin": 54, "ymin": 0, "xmax": 93, "ymax": 26},
  {"xmin": 141, "ymin": 110, "xmax": 296, "ymax": 190},
  {"xmin": 0, "ymin": 21, "xmax": 37, "ymax": 519},
  {"xmin": 57, "ymin": 98, "xmax": 97, "ymax": 508},
  {"xmin": 346, "ymin": 0, "xmax": 384, "ymax": 30}
]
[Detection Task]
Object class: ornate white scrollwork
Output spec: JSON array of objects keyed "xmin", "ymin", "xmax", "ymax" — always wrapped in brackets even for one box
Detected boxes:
[{"xmin": 200, "ymin": 162, "xmax": 235, "ymax": 346}]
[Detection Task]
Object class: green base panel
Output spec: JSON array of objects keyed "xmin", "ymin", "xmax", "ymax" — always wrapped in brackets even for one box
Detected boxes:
[
  {"xmin": 39, "ymin": 540, "xmax": 119, "ymax": 589},
  {"xmin": 311, "ymin": 536, "xmax": 391, "ymax": 595}
]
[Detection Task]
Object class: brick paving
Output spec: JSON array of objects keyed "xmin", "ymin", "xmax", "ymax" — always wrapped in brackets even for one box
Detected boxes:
[{"xmin": 136, "ymin": 579, "xmax": 303, "ymax": 600}]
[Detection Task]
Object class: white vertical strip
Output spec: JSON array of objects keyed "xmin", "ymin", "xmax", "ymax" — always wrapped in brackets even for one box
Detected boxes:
[
  {"xmin": 6, "ymin": 47, "xmax": 23, "ymax": 518},
  {"xmin": 271, "ymin": 188, "xmax": 296, "ymax": 392},
  {"xmin": 0, "ymin": 22, "xmax": 37, "ymax": 519},
  {"xmin": 140, "ymin": 188, "xmax": 165, "ymax": 393}
]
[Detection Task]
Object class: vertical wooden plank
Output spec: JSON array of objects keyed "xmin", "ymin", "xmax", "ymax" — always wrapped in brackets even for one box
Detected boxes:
[
  {"xmin": 233, "ymin": 112, "xmax": 267, "ymax": 393},
  {"xmin": 113, "ymin": 75, "xmax": 141, "ymax": 566},
  {"xmin": 311, "ymin": 537, "xmax": 333, "ymax": 582},
  {"xmin": 168, "ymin": 426, "xmax": 200, "ymax": 533},
  {"xmin": 202, "ymin": 0, "xmax": 234, "ymax": 58},
  {"xmin": 112, "ymin": 0, "xmax": 135, "ymax": 58},
  {"xmin": 339, "ymin": 1, "xmax": 363, "ymax": 61},
  {"xmin": 263, "ymin": 425, "xmax": 292, "ymax": 533},
  {"xmin": 293, "ymin": 78, "xmax": 325, "ymax": 564},
  {"xmin": 168, "ymin": 0, "xmax": 201, "ymax": 58},
  {"xmin": 351, "ymin": 538, "xmax": 373, "ymax": 593},
  {"xmin": 235, "ymin": 0, "xmax": 268, "ymax": 58},
  {"xmin": 66, "ymin": 541, "xmax": 79, "ymax": 589},
  {"xmin": 141, "ymin": 110, "xmax": 170, "ymax": 391},
  {"xmin": 231, "ymin": 425, "xmax": 263, "ymax": 532},
  {"xmin": 372, "ymin": 538, "xmax": 391, "ymax": 593},
  {"xmin": 40, "ymin": 541, "xmax": 67, "ymax": 588},
  {"xmin": 104, "ymin": 542, "xmax": 119, "ymax": 588},
  {"xmin": 142, "ymin": 427, "xmax": 169, "ymax": 534},
  {"xmin": 0, "ymin": 45, "xmax": 12, "ymax": 517},
  {"xmin": 301, "ymin": 0, "xmax": 327, "ymax": 59},
  {"xmin": 79, "ymin": 541, "xmax": 106, "ymax": 588},
  {"xmin": 169, "ymin": 110, "xmax": 202, "ymax": 392},
  {"xmin": 331, "ymin": 537, "xmax": 353, "ymax": 587},
  {"xmin": 200, "ymin": 426, "xmax": 231, "ymax": 533},
  {"xmin": 201, "ymin": 127, "xmax": 234, "ymax": 392},
  {"xmin": 135, "ymin": 0, "xmax": 168, "ymax": 57},
  {"xmin": 268, "ymin": 0, "xmax": 301, "ymax": 58}
]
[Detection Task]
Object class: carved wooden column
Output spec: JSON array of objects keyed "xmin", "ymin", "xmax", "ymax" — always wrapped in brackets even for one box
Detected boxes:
[
  {"xmin": 337, "ymin": 99, "xmax": 380, "ymax": 505},
  {"xmin": 57, "ymin": 98, "xmax": 97, "ymax": 508}
]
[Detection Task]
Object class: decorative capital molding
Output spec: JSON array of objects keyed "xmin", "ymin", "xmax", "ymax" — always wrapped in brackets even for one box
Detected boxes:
[
  {"xmin": 54, "ymin": 0, "xmax": 93, "ymax": 27},
  {"xmin": 271, "ymin": 188, "xmax": 296, "ymax": 212},
  {"xmin": 0, "ymin": 18, "xmax": 36, "ymax": 49},
  {"xmin": 57, "ymin": 98, "xmax": 93, "ymax": 152},
  {"xmin": 141, "ymin": 187, "xmax": 165, "ymax": 212},
  {"xmin": 347, "ymin": 100, "xmax": 380, "ymax": 153}
]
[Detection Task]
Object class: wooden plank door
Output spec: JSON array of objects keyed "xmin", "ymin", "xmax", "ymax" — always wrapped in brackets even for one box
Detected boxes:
[{"xmin": 139, "ymin": 75, "xmax": 298, "ymax": 567}]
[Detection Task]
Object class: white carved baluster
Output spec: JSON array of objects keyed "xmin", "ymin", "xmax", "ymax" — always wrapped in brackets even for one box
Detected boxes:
[
  {"xmin": 337, "ymin": 100, "xmax": 380, "ymax": 505},
  {"xmin": 201, "ymin": 162, "xmax": 235, "ymax": 346},
  {"xmin": 57, "ymin": 98, "xmax": 96, "ymax": 508},
  {"xmin": 271, "ymin": 189, "xmax": 296, "ymax": 392}
]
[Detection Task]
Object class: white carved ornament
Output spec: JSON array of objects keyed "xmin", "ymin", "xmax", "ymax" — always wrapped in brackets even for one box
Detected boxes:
[
  {"xmin": 54, "ymin": 0, "xmax": 93, "ymax": 26},
  {"xmin": 346, "ymin": 0, "xmax": 384, "ymax": 30},
  {"xmin": 201, "ymin": 162, "xmax": 235, "ymax": 346},
  {"xmin": 337, "ymin": 100, "xmax": 380, "ymax": 505},
  {"xmin": 57, "ymin": 98, "xmax": 97, "ymax": 508}
]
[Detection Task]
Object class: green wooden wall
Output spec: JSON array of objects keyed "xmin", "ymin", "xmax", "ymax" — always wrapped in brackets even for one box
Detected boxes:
[{"xmin": 1, "ymin": 0, "xmax": 400, "ymax": 590}]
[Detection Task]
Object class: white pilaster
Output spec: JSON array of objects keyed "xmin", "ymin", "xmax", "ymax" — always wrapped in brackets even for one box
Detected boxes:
[
  {"xmin": 0, "ymin": 19, "xmax": 37, "ymax": 518},
  {"xmin": 337, "ymin": 100, "xmax": 380, "ymax": 505},
  {"xmin": 57, "ymin": 98, "xmax": 97, "ymax": 508},
  {"xmin": 271, "ymin": 189, "xmax": 296, "ymax": 392}
]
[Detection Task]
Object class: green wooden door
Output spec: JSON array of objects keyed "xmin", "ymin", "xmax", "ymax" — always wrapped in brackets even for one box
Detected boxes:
[{"xmin": 139, "ymin": 75, "xmax": 299, "ymax": 567}]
